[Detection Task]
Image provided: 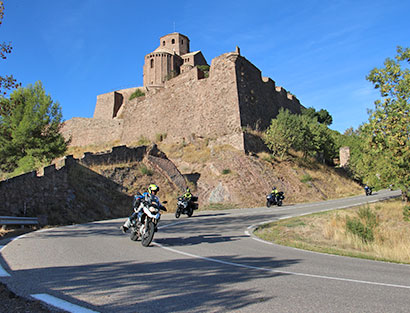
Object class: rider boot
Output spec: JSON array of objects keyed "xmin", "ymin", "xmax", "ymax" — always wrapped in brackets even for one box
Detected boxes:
[{"xmin": 120, "ymin": 217, "xmax": 133, "ymax": 233}]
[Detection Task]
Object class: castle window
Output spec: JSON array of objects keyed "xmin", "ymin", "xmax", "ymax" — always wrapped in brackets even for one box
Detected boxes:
[
  {"xmin": 172, "ymin": 39, "xmax": 175, "ymax": 44},
  {"xmin": 162, "ymin": 41, "xmax": 165, "ymax": 46},
  {"xmin": 150, "ymin": 59, "xmax": 154, "ymax": 68},
  {"xmin": 182, "ymin": 40, "xmax": 184, "ymax": 44}
]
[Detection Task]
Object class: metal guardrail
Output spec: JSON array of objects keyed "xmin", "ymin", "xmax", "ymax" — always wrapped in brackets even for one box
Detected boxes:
[{"xmin": 0, "ymin": 216, "xmax": 39, "ymax": 227}]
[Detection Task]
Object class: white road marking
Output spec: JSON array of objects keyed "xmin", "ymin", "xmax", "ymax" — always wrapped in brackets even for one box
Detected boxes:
[
  {"xmin": 153, "ymin": 242, "xmax": 410, "ymax": 290},
  {"xmin": 0, "ymin": 245, "xmax": 11, "ymax": 277},
  {"xmin": 31, "ymin": 294, "xmax": 99, "ymax": 313}
]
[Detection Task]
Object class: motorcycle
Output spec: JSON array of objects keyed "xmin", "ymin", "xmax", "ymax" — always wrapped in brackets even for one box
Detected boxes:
[
  {"xmin": 266, "ymin": 191, "xmax": 285, "ymax": 207},
  {"xmin": 175, "ymin": 196, "xmax": 198, "ymax": 218},
  {"xmin": 129, "ymin": 194, "xmax": 167, "ymax": 247},
  {"xmin": 365, "ymin": 186, "xmax": 372, "ymax": 196}
]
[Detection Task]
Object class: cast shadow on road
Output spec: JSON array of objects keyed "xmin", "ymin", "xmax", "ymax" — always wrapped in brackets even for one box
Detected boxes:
[
  {"xmin": 155, "ymin": 233, "xmax": 246, "ymax": 246},
  {"xmin": 3, "ymin": 254, "xmax": 301, "ymax": 313},
  {"xmin": 13, "ymin": 209, "xmax": 291, "ymax": 241}
]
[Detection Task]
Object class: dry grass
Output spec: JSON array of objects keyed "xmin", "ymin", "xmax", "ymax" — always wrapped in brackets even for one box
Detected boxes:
[
  {"xmin": 255, "ymin": 199, "xmax": 410, "ymax": 264},
  {"xmin": 159, "ymin": 140, "xmax": 211, "ymax": 163},
  {"xmin": 66, "ymin": 140, "xmax": 122, "ymax": 158}
]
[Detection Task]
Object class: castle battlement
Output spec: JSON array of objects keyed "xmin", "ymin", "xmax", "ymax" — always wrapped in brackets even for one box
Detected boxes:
[{"xmin": 61, "ymin": 33, "xmax": 304, "ymax": 152}]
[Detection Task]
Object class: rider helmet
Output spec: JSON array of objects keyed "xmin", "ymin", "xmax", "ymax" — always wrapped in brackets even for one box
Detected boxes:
[{"xmin": 148, "ymin": 184, "xmax": 159, "ymax": 194}]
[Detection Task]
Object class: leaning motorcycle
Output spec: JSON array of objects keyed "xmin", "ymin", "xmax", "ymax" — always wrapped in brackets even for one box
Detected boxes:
[
  {"xmin": 266, "ymin": 191, "xmax": 285, "ymax": 207},
  {"xmin": 175, "ymin": 196, "xmax": 198, "ymax": 218},
  {"xmin": 129, "ymin": 195, "xmax": 167, "ymax": 247},
  {"xmin": 365, "ymin": 187, "xmax": 372, "ymax": 196}
]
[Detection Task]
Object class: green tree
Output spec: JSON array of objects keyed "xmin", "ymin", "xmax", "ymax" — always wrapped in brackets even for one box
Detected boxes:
[
  {"xmin": 0, "ymin": 1, "xmax": 20, "ymax": 95},
  {"xmin": 301, "ymin": 107, "xmax": 333, "ymax": 125},
  {"xmin": 365, "ymin": 46, "xmax": 410, "ymax": 201},
  {"xmin": 263, "ymin": 108, "xmax": 299, "ymax": 159},
  {"xmin": 264, "ymin": 108, "xmax": 337, "ymax": 163},
  {"xmin": 0, "ymin": 81, "xmax": 69, "ymax": 175}
]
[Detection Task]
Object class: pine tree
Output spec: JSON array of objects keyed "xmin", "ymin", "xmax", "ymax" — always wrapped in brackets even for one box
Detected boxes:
[{"xmin": 0, "ymin": 81, "xmax": 69, "ymax": 175}]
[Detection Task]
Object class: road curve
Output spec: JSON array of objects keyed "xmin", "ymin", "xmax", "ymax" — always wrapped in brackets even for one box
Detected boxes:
[{"xmin": 0, "ymin": 189, "xmax": 408, "ymax": 313}]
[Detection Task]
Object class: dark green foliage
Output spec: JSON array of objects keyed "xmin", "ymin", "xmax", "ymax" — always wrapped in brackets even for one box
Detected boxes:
[
  {"xmin": 346, "ymin": 217, "xmax": 374, "ymax": 243},
  {"xmin": 129, "ymin": 89, "xmax": 145, "ymax": 100},
  {"xmin": 300, "ymin": 173, "xmax": 312, "ymax": 183},
  {"xmin": 301, "ymin": 107, "xmax": 333, "ymax": 125},
  {"xmin": 139, "ymin": 164, "xmax": 153, "ymax": 176},
  {"xmin": 357, "ymin": 206, "xmax": 378, "ymax": 228},
  {"xmin": 197, "ymin": 65, "xmax": 210, "ymax": 78},
  {"xmin": 346, "ymin": 206, "xmax": 378, "ymax": 243},
  {"xmin": 221, "ymin": 169, "xmax": 231, "ymax": 175},
  {"xmin": 0, "ymin": 81, "xmax": 68, "ymax": 175},
  {"xmin": 264, "ymin": 108, "xmax": 337, "ymax": 163},
  {"xmin": 403, "ymin": 205, "xmax": 410, "ymax": 221},
  {"xmin": 364, "ymin": 46, "xmax": 410, "ymax": 200},
  {"xmin": 0, "ymin": 2, "xmax": 20, "ymax": 95}
]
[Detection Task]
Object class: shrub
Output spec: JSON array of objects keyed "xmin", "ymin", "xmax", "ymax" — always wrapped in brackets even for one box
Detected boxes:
[
  {"xmin": 403, "ymin": 205, "xmax": 410, "ymax": 221},
  {"xmin": 139, "ymin": 164, "xmax": 153, "ymax": 176},
  {"xmin": 300, "ymin": 173, "xmax": 312, "ymax": 183},
  {"xmin": 358, "ymin": 206, "xmax": 378, "ymax": 228},
  {"xmin": 197, "ymin": 65, "xmax": 210, "ymax": 78},
  {"xmin": 129, "ymin": 89, "xmax": 145, "ymax": 100},
  {"xmin": 345, "ymin": 206, "xmax": 378, "ymax": 243},
  {"xmin": 221, "ymin": 169, "xmax": 231, "ymax": 175},
  {"xmin": 155, "ymin": 133, "xmax": 167, "ymax": 142},
  {"xmin": 136, "ymin": 136, "xmax": 150, "ymax": 146},
  {"xmin": 346, "ymin": 217, "xmax": 374, "ymax": 243}
]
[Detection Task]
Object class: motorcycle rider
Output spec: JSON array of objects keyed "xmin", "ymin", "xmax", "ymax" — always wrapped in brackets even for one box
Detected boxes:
[
  {"xmin": 271, "ymin": 186, "xmax": 279, "ymax": 199},
  {"xmin": 183, "ymin": 187, "xmax": 192, "ymax": 202},
  {"xmin": 120, "ymin": 184, "xmax": 165, "ymax": 233},
  {"xmin": 364, "ymin": 184, "xmax": 371, "ymax": 195}
]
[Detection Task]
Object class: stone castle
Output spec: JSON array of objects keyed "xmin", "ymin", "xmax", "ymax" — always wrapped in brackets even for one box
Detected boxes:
[{"xmin": 61, "ymin": 33, "xmax": 304, "ymax": 152}]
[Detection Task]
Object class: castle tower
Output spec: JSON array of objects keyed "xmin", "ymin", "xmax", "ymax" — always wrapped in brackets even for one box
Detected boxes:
[
  {"xmin": 143, "ymin": 33, "xmax": 189, "ymax": 88},
  {"xmin": 143, "ymin": 33, "xmax": 207, "ymax": 88}
]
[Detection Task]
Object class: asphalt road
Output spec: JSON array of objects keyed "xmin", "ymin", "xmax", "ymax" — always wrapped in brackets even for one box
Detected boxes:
[{"xmin": 0, "ymin": 189, "xmax": 408, "ymax": 313}]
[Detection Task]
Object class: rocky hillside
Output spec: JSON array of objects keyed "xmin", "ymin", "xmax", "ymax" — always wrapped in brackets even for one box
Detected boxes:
[
  {"xmin": 1, "ymin": 139, "xmax": 362, "ymax": 227},
  {"xmin": 156, "ymin": 140, "xmax": 362, "ymax": 208},
  {"xmin": 77, "ymin": 139, "xmax": 362, "ymax": 212}
]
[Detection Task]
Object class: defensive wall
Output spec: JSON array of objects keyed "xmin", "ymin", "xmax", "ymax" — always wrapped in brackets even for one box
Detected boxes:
[
  {"xmin": 0, "ymin": 145, "xmax": 186, "ymax": 221},
  {"xmin": 61, "ymin": 50, "xmax": 304, "ymax": 152}
]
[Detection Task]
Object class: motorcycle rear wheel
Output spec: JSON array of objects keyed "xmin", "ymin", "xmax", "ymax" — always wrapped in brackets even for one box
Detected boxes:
[
  {"xmin": 130, "ymin": 230, "xmax": 139, "ymax": 241},
  {"xmin": 187, "ymin": 207, "xmax": 193, "ymax": 217},
  {"xmin": 141, "ymin": 221, "xmax": 155, "ymax": 247}
]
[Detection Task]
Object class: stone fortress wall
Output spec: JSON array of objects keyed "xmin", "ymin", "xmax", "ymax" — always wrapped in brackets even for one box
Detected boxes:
[
  {"xmin": 61, "ymin": 34, "xmax": 304, "ymax": 152},
  {"xmin": 0, "ymin": 144, "xmax": 186, "ymax": 218}
]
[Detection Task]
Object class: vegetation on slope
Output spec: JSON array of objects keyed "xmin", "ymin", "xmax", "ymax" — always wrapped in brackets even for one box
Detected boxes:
[{"xmin": 255, "ymin": 199, "xmax": 410, "ymax": 264}]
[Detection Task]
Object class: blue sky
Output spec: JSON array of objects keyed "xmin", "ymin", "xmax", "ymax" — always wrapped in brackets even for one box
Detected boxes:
[{"xmin": 1, "ymin": 0, "xmax": 409, "ymax": 133}]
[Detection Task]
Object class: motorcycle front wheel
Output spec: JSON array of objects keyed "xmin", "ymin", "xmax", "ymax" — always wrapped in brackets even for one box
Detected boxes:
[
  {"xmin": 266, "ymin": 200, "xmax": 271, "ymax": 208},
  {"xmin": 175, "ymin": 209, "xmax": 181, "ymax": 219},
  {"xmin": 141, "ymin": 220, "xmax": 155, "ymax": 247},
  {"xmin": 277, "ymin": 200, "xmax": 282, "ymax": 206}
]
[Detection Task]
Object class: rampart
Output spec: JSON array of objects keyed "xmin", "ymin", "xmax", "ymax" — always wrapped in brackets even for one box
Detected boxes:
[
  {"xmin": 0, "ymin": 145, "xmax": 186, "ymax": 221},
  {"xmin": 61, "ymin": 50, "xmax": 304, "ymax": 152}
]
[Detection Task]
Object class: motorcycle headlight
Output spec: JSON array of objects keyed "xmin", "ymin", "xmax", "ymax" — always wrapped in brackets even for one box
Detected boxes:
[{"xmin": 149, "ymin": 206, "xmax": 157, "ymax": 213}]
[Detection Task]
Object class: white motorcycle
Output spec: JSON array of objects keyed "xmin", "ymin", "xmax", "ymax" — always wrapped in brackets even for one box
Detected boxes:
[{"xmin": 129, "ymin": 194, "xmax": 167, "ymax": 247}]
